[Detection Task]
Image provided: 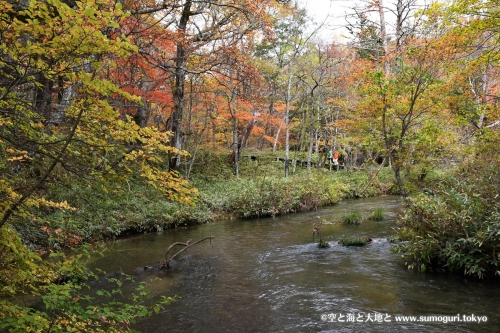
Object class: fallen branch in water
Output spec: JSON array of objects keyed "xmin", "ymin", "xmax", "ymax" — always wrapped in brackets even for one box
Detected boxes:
[
  {"xmin": 313, "ymin": 220, "xmax": 330, "ymax": 248},
  {"xmin": 160, "ymin": 236, "xmax": 215, "ymax": 269}
]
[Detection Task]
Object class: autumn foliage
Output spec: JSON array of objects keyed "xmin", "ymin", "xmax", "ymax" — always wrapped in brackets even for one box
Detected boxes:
[{"xmin": 0, "ymin": 2, "xmax": 500, "ymax": 327}]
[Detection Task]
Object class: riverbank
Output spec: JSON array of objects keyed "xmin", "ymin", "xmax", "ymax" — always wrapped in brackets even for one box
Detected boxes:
[{"xmin": 13, "ymin": 154, "xmax": 407, "ymax": 250}]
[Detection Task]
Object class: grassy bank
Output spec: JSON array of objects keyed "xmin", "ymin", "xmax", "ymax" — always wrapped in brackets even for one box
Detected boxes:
[
  {"xmin": 193, "ymin": 164, "xmax": 397, "ymax": 219},
  {"xmin": 13, "ymin": 152, "xmax": 401, "ymax": 249}
]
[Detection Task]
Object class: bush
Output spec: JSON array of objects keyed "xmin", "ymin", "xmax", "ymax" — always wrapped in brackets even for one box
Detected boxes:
[
  {"xmin": 394, "ymin": 143, "xmax": 500, "ymax": 278},
  {"xmin": 0, "ymin": 229, "xmax": 174, "ymax": 333},
  {"xmin": 195, "ymin": 156, "xmax": 398, "ymax": 220},
  {"xmin": 14, "ymin": 176, "xmax": 212, "ymax": 248},
  {"xmin": 13, "ymin": 150, "xmax": 398, "ymax": 248}
]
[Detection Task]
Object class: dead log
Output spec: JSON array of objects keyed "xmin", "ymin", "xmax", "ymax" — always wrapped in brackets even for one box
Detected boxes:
[{"xmin": 162, "ymin": 236, "xmax": 215, "ymax": 269}]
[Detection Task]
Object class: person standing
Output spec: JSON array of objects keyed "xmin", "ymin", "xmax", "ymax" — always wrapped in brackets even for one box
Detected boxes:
[
  {"xmin": 332, "ymin": 149, "xmax": 339, "ymax": 170},
  {"xmin": 332, "ymin": 149, "xmax": 339, "ymax": 165}
]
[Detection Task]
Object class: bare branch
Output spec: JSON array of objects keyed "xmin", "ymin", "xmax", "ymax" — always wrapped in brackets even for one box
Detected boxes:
[{"xmin": 165, "ymin": 236, "xmax": 215, "ymax": 263}]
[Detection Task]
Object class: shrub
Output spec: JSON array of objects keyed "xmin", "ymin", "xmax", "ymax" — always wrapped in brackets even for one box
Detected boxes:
[
  {"xmin": 387, "ymin": 236, "xmax": 399, "ymax": 243},
  {"xmin": 14, "ymin": 175, "xmax": 211, "ymax": 247},
  {"xmin": 394, "ymin": 143, "xmax": 500, "ymax": 278},
  {"xmin": 0, "ymin": 228, "xmax": 174, "ymax": 333},
  {"xmin": 197, "ymin": 172, "xmax": 346, "ymax": 219},
  {"xmin": 14, "ymin": 149, "xmax": 398, "ymax": 247}
]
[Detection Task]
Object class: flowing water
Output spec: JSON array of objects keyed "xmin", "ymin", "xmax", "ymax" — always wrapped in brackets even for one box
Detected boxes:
[{"xmin": 89, "ymin": 196, "xmax": 500, "ymax": 333}]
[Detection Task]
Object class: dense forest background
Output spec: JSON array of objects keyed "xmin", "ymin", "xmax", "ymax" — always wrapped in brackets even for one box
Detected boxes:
[{"xmin": 1, "ymin": 0, "xmax": 499, "ymax": 331}]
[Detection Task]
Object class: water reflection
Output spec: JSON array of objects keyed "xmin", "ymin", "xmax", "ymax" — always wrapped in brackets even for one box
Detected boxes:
[{"xmin": 88, "ymin": 196, "xmax": 500, "ymax": 333}]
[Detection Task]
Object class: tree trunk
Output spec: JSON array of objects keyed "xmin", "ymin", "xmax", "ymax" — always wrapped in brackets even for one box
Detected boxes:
[
  {"xmin": 229, "ymin": 108, "xmax": 257, "ymax": 164},
  {"xmin": 307, "ymin": 126, "xmax": 314, "ymax": 174},
  {"xmin": 395, "ymin": 0, "xmax": 404, "ymax": 49},
  {"xmin": 53, "ymin": 84, "xmax": 73, "ymax": 126},
  {"xmin": 284, "ymin": 70, "xmax": 293, "ymax": 177},
  {"xmin": 232, "ymin": 97, "xmax": 239, "ymax": 177},
  {"xmin": 315, "ymin": 129, "xmax": 320, "ymax": 167},
  {"xmin": 134, "ymin": 81, "xmax": 150, "ymax": 128},
  {"xmin": 186, "ymin": 110, "xmax": 210, "ymax": 180},
  {"xmin": 240, "ymin": 110, "xmax": 257, "ymax": 150},
  {"xmin": 272, "ymin": 115, "xmax": 285, "ymax": 154},
  {"xmin": 169, "ymin": 0, "xmax": 192, "ymax": 171},
  {"xmin": 393, "ymin": 164, "xmax": 407, "ymax": 199},
  {"xmin": 378, "ymin": 0, "xmax": 390, "ymax": 73},
  {"xmin": 333, "ymin": 106, "xmax": 340, "ymax": 149}
]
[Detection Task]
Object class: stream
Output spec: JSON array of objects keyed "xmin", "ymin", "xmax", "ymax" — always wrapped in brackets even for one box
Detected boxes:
[{"xmin": 88, "ymin": 196, "xmax": 500, "ymax": 333}]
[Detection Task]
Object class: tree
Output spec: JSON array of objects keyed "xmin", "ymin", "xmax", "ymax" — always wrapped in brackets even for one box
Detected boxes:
[
  {"xmin": 391, "ymin": 0, "xmax": 500, "ymax": 279},
  {"xmin": 351, "ymin": 39, "xmax": 449, "ymax": 198},
  {"xmin": 439, "ymin": 0, "xmax": 500, "ymax": 134},
  {"xmin": 288, "ymin": 42, "xmax": 344, "ymax": 173},
  {"xmin": 0, "ymin": 1, "xmax": 187, "ymax": 330},
  {"xmin": 347, "ymin": 6, "xmax": 384, "ymax": 60},
  {"xmin": 347, "ymin": 0, "xmax": 423, "ymax": 61},
  {"xmin": 0, "ymin": 0, "xmax": 195, "ymax": 230},
  {"xmin": 255, "ymin": 6, "xmax": 319, "ymax": 176},
  {"xmin": 122, "ymin": 0, "xmax": 282, "ymax": 171}
]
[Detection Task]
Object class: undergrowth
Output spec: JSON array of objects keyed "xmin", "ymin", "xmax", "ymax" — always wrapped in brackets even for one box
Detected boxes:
[
  {"xmin": 394, "ymin": 141, "xmax": 500, "ymax": 279},
  {"xmin": 12, "ymin": 150, "xmax": 399, "ymax": 248}
]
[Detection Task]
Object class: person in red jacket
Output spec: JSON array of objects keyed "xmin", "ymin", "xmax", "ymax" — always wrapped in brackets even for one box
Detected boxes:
[{"xmin": 332, "ymin": 149, "xmax": 339, "ymax": 166}]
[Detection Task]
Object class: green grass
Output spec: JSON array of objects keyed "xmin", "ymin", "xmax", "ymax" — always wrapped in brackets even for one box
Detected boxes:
[
  {"xmin": 367, "ymin": 208, "xmax": 385, "ymax": 221},
  {"xmin": 338, "ymin": 237, "xmax": 368, "ymax": 246},
  {"xmin": 340, "ymin": 211, "xmax": 363, "ymax": 224}
]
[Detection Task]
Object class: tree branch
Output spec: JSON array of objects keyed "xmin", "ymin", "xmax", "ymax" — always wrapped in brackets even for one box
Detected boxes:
[{"xmin": 164, "ymin": 236, "xmax": 214, "ymax": 265}]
